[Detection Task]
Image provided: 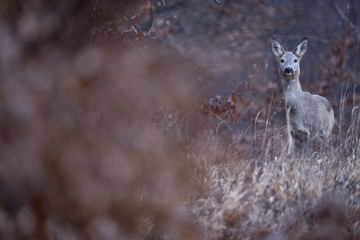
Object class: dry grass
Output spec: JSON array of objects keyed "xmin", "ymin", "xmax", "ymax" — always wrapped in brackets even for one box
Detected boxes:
[{"xmin": 189, "ymin": 106, "xmax": 360, "ymax": 239}]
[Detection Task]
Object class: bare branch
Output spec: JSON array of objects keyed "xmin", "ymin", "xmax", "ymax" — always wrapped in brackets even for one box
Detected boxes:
[{"xmin": 334, "ymin": 2, "xmax": 355, "ymax": 29}]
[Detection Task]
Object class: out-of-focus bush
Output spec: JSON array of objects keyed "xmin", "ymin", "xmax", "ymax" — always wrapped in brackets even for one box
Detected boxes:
[{"xmin": 0, "ymin": 1, "xmax": 205, "ymax": 239}]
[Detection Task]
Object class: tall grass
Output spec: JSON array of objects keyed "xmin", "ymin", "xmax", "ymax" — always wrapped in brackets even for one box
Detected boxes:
[{"xmin": 191, "ymin": 90, "xmax": 360, "ymax": 239}]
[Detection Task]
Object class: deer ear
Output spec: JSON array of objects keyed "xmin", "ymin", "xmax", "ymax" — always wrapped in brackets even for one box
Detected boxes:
[
  {"xmin": 294, "ymin": 38, "xmax": 308, "ymax": 58},
  {"xmin": 270, "ymin": 38, "xmax": 285, "ymax": 57}
]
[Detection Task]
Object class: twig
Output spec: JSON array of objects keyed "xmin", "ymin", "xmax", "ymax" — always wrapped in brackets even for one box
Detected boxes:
[
  {"xmin": 155, "ymin": 1, "xmax": 184, "ymax": 14},
  {"xmin": 334, "ymin": 2, "xmax": 355, "ymax": 29},
  {"xmin": 285, "ymin": 98, "xmax": 294, "ymax": 156}
]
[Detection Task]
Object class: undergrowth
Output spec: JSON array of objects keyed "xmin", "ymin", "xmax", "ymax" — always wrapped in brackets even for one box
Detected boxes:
[{"xmin": 190, "ymin": 101, "xmax": 360, "ymax": 239}]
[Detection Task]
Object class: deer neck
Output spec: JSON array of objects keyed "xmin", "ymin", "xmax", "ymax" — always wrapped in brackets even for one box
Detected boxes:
[{"xmin": 281, "ymin": 78, "xmax": 303, "ymax": 100}]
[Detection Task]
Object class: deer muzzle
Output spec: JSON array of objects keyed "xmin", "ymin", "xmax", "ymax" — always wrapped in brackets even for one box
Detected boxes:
[{"xmin": 284, "ymin": 67, "xmax": 294, "ymax": 75}]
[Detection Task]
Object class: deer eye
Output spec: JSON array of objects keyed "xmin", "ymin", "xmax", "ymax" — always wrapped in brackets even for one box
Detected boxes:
[
  {"xmin": 294, "ymin": 59, "xmax": 298, "ymax": 62},
  {"xmin": 280, "ymin": 59, "xmax": 285, "ymax": 63}
]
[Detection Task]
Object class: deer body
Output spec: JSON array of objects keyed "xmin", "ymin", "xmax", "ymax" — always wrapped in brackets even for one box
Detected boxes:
[{"xmin": 271, "ymin": 38, "xmax": 334, "ymax": 145}]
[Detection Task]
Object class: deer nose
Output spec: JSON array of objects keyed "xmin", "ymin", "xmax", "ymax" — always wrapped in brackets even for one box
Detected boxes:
[{"xmin": 284, "ymin": 67, "xmax": 293, "ymax": 74}]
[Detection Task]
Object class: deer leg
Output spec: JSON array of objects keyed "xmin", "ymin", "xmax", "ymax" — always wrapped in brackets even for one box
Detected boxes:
[{"xmin": 291, "ymin": 129, "xmax": 310, "ymax": 156}]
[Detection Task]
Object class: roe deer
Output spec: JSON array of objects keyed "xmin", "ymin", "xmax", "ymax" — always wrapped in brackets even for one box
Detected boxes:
[{"xmin": 270, "ymin": 38, "xmax": 334, "ymax": 153}]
